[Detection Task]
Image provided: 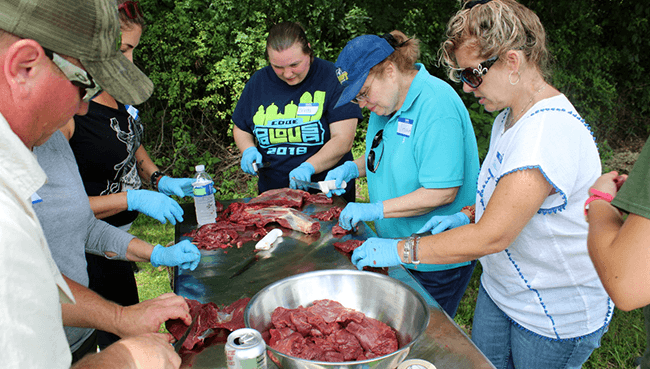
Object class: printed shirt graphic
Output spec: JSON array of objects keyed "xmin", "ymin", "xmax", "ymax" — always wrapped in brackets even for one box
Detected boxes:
[
  {"xmin": 233, "ymin": 57, "xmax": 362, "ymax": 193},
  {"xmin": 69, "ymin": 100, "xmax": 143, "ymax": 227}
]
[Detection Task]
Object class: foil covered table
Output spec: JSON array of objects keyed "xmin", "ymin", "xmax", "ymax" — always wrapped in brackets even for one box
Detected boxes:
[{"xmin": 174, "ymin": 198, "xmax": 494, "ymax": 369}]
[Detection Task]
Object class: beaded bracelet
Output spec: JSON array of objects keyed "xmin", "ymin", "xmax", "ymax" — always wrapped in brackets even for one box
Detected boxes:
[{"xmin": 462, "ymin": 205, "xmax": 476, "ymax": 223}]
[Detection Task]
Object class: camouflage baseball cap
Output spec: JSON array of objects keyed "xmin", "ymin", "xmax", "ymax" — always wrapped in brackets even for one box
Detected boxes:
[{"xmin": 0, "ymin": 0, "xmax": 153, "ymax": 105}]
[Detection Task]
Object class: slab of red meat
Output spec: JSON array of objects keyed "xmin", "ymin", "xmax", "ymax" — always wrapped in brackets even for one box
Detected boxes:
[
  {"xmin": 244, "ymin": 206, "xmax": 320, "ymax": 234},
  {"xmin": 311, "ymin": 206, "xmax": 343, "ymax": 221},
  {"xmin": 304, "ymin": 192, "xmax": 333, "ymax": 205},
  {"xmin": 332, "ymin": 224, "xmax": 353, "ymax": 236},
  {"xmin": 267, "ymin": 299, "xmax": 398, "ymax": 362},
  {"xmin": 166, "ymin": 297, "xmax": 250, "ymax": 353},
  {"xmin": 247, "ymin": 188, "xmax": 306, "ymax": 208},
  {"xmin": 346, "ymin": 316, "xmax": 398, "ymax": 356},
  {"xmin": 333, "ymin": 239, "xmax": 364, "ymax": 253}
]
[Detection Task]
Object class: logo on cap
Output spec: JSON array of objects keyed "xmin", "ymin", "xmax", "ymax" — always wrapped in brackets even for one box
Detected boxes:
[{"xmin": 335, "ymin": 68, "xmax": 348, "ymax": 85}]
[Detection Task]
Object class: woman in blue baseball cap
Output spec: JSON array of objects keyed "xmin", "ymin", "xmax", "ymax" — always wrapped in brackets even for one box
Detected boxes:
[{"xmin": 325, "ymin": 30, "xmax": 480, "ymax": 318}]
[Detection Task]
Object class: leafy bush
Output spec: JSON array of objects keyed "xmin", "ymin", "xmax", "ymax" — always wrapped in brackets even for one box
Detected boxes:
[{"xmin": 136, "ymin": 0, "xmax": 649, "ymax": 189}]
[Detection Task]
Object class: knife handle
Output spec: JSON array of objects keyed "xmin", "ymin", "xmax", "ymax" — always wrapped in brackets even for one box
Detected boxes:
[{"xmin": 319, "ymin": 180, "xmax": 347, "ymax": 194}]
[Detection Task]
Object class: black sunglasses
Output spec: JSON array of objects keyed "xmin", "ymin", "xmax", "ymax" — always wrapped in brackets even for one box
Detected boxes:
[
  {"xmin": 457, "ymin": 56, "xmax": 498, "ymax": 89},
  {"xmin": 367, "ymin": 129, "xmax": 384, "ymax": 173},
  {"xmin": 119, "ymin": 1, "xmax": 144, "ymax": 19}
]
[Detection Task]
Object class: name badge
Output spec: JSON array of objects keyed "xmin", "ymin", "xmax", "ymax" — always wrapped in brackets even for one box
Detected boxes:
[
  {"xmin": 397, "ymin": 118, "xmax": 413, "ymax": 137},
  {"xmin": 297, "ymin": 103, "xmax": 319, "ymax": 116},
  {"xmin": 31, "ymin": 192, "xmax": 43, "ymax": 204}
]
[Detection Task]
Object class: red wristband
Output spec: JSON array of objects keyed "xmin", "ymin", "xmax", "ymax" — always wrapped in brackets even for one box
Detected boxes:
[{"xmin": 584, "ymin": 188, "xmax": 615, "ymax": 220}]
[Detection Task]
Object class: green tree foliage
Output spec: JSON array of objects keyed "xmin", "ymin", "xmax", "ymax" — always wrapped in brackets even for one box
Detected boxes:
[{"xmin": 136, "ymin": 0, "xmax": 649, "ymax": 182}]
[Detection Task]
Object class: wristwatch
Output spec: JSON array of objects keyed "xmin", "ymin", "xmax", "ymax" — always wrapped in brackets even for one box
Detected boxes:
[
  {"xmin": 150, "ymin": 171, "xmax": 164, "ymax": 191},
  {"xmin": 403, "ymin": 236, "xmax": 415, "ymax": 264}
]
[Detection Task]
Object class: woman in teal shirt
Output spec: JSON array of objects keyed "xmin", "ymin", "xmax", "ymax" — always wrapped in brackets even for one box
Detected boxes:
[{"xmin": 325, "ymin": 31, "xmax": 480, "ymax": 317}]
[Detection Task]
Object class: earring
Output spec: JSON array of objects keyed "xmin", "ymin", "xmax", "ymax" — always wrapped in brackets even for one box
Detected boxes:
[{"xmin": 509, "ymin": 71, "xmax": 521, "ymax": 85}]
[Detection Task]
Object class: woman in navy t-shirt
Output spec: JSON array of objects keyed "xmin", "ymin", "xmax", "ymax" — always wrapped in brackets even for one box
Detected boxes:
[{"xmin": 232, "ymin": 21, "xmax": 362, "ymax": 202}]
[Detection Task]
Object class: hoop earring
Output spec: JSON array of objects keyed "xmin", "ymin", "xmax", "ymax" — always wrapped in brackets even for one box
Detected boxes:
[{"xmin": 509, "ymin": 71, "xmax": 521, "ymax": 85}]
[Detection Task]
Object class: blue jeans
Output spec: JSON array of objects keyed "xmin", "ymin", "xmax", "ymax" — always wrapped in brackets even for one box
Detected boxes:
[
  {"xmin": 409, "ymin": 259, "xmax": 477, "ymax": 318},
  {"xmin": 472, "ymin": 282, "xmax": 607, "ymax": 369}
]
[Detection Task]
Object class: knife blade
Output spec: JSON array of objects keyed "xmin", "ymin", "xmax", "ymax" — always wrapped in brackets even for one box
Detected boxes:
[
  {"xmin": 292, "ymin": 178, "xmax": 347, "ymax": 194},
  {"xmin": 229, "ymin": 229, "xmax": 282, "ymax": 279},
  {"xmin": 173, "ymin": 315, "xmax": 197, "ymax": 353}
]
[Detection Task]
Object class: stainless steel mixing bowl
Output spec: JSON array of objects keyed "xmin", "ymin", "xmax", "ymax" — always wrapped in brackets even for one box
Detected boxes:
[{"xmin": 244, "ymin": 269, "xmax": 430, "ymax": 369}]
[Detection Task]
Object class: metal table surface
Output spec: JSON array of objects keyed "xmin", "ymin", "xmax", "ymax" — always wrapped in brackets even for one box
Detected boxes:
[{"xmin": 174, "ymin": 198, "xmax": 495, "ymax": 369}]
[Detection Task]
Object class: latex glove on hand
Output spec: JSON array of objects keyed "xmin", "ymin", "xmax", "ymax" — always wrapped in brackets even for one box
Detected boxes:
[
  {"xmin": 127, "ymin": 190, "xmax": 184, "ymax": 225},
  {"xmin": 289, "ymin": 162, "xmax": 315, "ymax": 190},
  {"xmin": 324, "ymin": 161, "xmax": 359, "ymax": 197},
  {"xmin": 338, "ymin": 202, "xmax": 383, "ymax": 231},
  {"xmin": 241, "ymin": 147, "xmax": 262, "ymax": 175},
  {"xmin": 157, "ymin": 176, "xmax": 194, "ymax": 197},
  {"xmin": 150, "ymin": 240, "xmax": 201, "ymax": 270},
  {"xmin": 351, "ymin": 238, "xmax": 402, "ymax": 270},
  {"xmin": 417, "ymin": 212, "xmax": 469, "ymax": 235}
]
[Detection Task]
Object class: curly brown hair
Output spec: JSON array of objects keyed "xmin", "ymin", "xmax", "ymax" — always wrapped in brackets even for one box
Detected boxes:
[
  {"xmin": 439, "ymin": 0, "xmax": 552, "ymax": 82},
  {"xmin": 371, "ymin": 30, "xmax": 420, "ymax": 76}
]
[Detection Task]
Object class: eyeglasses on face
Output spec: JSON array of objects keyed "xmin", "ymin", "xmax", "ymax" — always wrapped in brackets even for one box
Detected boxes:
[
  {"xmin": 367, "ymin": 129, "xmax": 384, "ymax": 173},
  {"xmin": 456, "ymin": 55, "xmax": 498, "ymax": 89},
  {"xmin": 119, "ymin": 1, "xmax": 144, "ymax": 19},
  {"xmin": 43, "ymin": 48, "xmax": 103, "ymax": 103},
  {"xmin": 351, "ymin": 74, "xmax": 376, "ymax": 104}
]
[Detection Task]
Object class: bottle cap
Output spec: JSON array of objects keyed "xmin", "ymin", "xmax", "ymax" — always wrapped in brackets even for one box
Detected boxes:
[{"xmin": 195, "ymin": 164, "xmax": 205, "ymax": 172}]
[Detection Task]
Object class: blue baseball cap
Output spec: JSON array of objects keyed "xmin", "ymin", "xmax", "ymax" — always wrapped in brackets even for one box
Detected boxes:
[{"xmin": 334, "ymin": 35, "xmax": 394, "ymax": 108}]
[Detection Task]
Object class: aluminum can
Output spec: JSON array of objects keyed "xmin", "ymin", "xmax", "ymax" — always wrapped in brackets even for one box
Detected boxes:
[{"xmin": 225, "ymin": 328, "xmax": 267, "ymax": 369}]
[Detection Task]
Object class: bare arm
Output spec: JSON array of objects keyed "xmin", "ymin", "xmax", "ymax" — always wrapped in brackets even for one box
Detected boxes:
[
  {"xmin": 383, "ymin": 187, "xmax": 459, "ymax": 219},
  {"xmin": 587, "ymin": 171, "xmax": 650, "ymax": 311},
  {"xmin": 135, "ymin": 145, "xmax": 160, "ymax": 183},
  {"xmin": 233, "ymin": 125, "xmax": 256, "ymax": 153},
  {"xmin": 305, "ymin": 118, "xmax": 358, "ymax": 174},
  {"xmin": 61, "ymin": 276, "xmax": 191, "ymax": 338},
  {"xmin": 401, "ymin": 168, "xmax": 553, "ymax": 263},
  {"xmin": 72, "ymin": 332, "xmax": 181, "ymax": 369}
]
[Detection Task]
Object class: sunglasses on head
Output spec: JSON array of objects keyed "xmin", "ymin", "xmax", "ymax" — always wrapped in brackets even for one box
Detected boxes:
[
  {"xmin": 119, "ymin": 1, "xmax": 143, "ymax": 19},
  {"xmin": 43, "ymin": 48, "xmax": 103, "ymax": 103},
  {"xmin": 367, "ymin": 129, "xmax": 384, "ymax": 173},
  {"xmin": 456, "ymin": 55, "xmax": 498, "ymax": 88}
]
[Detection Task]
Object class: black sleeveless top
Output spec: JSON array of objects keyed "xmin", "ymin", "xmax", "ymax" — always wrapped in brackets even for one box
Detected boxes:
[{"xmin": 69, "ymin": 100, "xmax": 143, "ymax": 227}]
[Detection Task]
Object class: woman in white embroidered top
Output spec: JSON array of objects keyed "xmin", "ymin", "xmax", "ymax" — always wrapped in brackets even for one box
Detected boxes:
[{"xmin": 349, "ymin": 0, "xmax": 612, "ymax": 368}]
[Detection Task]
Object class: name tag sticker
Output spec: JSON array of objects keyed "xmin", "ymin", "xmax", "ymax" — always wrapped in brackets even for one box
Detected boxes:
[
  {"xmin": 297, "ymin": 103, "xmax": 319, "ymax": 116},
  {"xmin": 397, "ymin": 118, "xmax": 414, "ymax": 137},
  {"xmin": 31, "ymin": 192, "xmax": 43, "ymax": 204}
]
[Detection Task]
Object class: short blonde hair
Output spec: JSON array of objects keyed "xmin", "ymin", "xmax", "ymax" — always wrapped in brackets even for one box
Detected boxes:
[
  {"xmin": 371, "ymin": 30, "xmax": 420, "ymax": 76},
  {"xmin": 439, "ymin": 0, "xmax": 551, "ymax": 82}
]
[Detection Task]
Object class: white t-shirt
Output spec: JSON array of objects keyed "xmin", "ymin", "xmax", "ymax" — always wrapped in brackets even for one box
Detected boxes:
[
  {"xmin": 0, "ymin": 114, "xmax": 75, "ymax": 368},
  {"xmin": 476, "ymin": 95, "xmax": 613, "ymax": 339}
]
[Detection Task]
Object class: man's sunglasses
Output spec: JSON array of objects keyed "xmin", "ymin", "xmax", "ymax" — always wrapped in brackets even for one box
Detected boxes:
[
  {"xmin": 456, "ymin": 56, "xmax": 498, "ymax": 89},
  {"xmin": 44, "ymin": 49, "xmax": 103, "ymax": 103},
  {"xmin": 367, "ymin": 129, "xmax": 384, "ymax": 173},
  {"xmin": 119, "ymin": 1, "xmax": 144, "ymax": 19}
]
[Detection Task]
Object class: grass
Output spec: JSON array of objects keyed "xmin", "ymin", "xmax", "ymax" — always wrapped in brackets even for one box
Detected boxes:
[{"xmin": 130, "ymin": 194, "xmax": 646, "ymax": 368}]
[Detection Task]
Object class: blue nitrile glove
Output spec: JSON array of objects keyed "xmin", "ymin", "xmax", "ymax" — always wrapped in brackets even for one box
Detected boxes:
[
  {"xmin": 289, "ymin": 162, "xmax": 315, "ymax": 190},
  {"xmin": 157, "ymin": 176, "xmax": 194, "ymax": 197},
  {"xmin": 150, "ymin": 240, "xmax": 201, "ymax": 270},
  {"xmin": 126, "ymin": 189, "xmax": 184, "ymax": 225},
  {"xmin": 241, "ymin": 147, "xmax": 262, "ymax": 175},
  {"xmin": 417, "ymin": 212, "xmax": 470, "ymax": 235},
  {"xmin": 351, "ymin": 237, "xmax": 402, "ymax": 270},
  {"xmin": 324, "ymin": 161, "xmax": 359, "ymax": 197},
  {"xmin": 338, "ymin": 202, "xmax": 384, "ymax": 231}
]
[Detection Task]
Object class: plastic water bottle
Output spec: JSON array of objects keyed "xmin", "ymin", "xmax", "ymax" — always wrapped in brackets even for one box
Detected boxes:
[{"xmin": 193, "ymin": 165, "xmax": 217, "ymax": 226}]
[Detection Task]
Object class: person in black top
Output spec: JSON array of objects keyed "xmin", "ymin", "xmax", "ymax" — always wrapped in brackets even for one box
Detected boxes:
[{"xmin": 61, "ymin": 0, "xmax": 196, "ymax": 350}]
